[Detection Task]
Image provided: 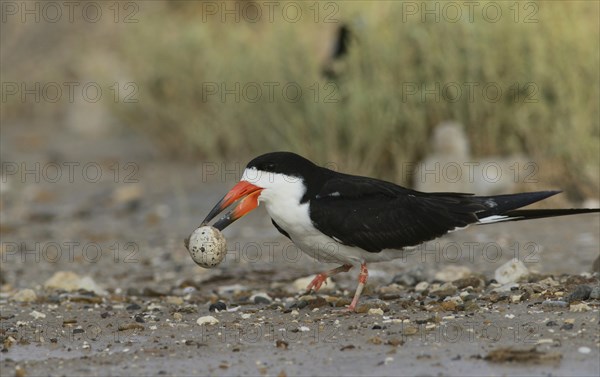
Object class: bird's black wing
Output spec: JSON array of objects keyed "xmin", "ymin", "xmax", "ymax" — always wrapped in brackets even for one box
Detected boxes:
[{"xmin": 309, "ymin": 176, "xmax": 487, "ymax": 253}]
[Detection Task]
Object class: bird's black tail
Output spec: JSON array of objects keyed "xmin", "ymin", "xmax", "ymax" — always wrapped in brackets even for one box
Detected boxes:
[{"xmin": 474, "ymin": 191, "xmax": 599, "ymax": 224}]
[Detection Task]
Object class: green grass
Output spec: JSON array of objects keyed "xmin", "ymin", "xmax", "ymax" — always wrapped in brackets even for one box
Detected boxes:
[{"xmin": 112, "ymin": 1, "xmax": 598, "ymax": 199}]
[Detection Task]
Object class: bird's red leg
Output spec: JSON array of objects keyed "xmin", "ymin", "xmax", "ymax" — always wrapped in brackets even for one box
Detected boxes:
[
  {"xmin": 347, "ymin": 262, "xmax": 368, "ymax": 312},
  {"xmin": 305, "ymin": 264, "xmax": 352, "ymax": 294}
]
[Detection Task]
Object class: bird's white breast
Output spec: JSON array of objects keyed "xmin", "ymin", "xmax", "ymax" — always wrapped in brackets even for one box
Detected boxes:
[{"xmin": 241, "ymin": 168, "xmax": 408, "ymax": 265}]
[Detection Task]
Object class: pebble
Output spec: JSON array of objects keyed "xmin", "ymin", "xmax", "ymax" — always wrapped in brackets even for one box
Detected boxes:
[
  {"xmin": 590, "ymin": 286, "xmax": 600, "ymax": 299},
  {"xmin": 368, "ymin": 308, "xmax": 384, "ymax": 316},
  {"xmin": 196, "ymin": 316, "xmax": 219, "ymax": 326},
  {"xmin": 11, "ymin": 289, "xmax": 37, "ymax": 302},
  {"xmin": 29, "ymin": 310, "xmax": 46, "ymax": 319},
  {"xmin": 495, "ymin": 259, "xmax": 529, "ymax": 284},
  {"xmin": 44, "ymin": 271, "xmax": 106, "ymax": 295},
  {"xmin": 166, "ymin": 296, "xmax": 184, "ymax": 305},
  {"xmin": 542, "ymin": 300, "xmax": 568, "ymax": 308},
  {"xmin": 434, "ymin": 265, "xmax": 472, "ymax": 282},
  {"xmin": 453, "ymin": 276, "xmax": 483, "ymax": 290},
  {"xmin": 209, "ymin": 301, "xmax": 227, "ymax": 312},
  {"xmin": 392, "ymin": 266, "xmax": 425, "ymax": 287},
  {"xmin": 578, "ymin": 346, "xmax": 591, "ymax": 354},
  {"xmin": 429, "ymin": 282, "xmax": 457, "ymax": 298},
  {"xmin": 492, "ymin": 283, "xmax": 519, "ymax": 293},
  {"xmin": 567, "ymin": 285, "xmax": 592, "ymax": 302},
  {"xmin": 414, "ymin": 282, "xmax": 429, "ymax": 292},
  {"xmin": 250, "ymin": 293, "xmax": 272, "ymax": 305},
  {"xmin": 569, "ymin": 303, "xmax": 591, "ymax": 312},
  {"xmin": 217, "ymin": 284, "xmax": 248, "ymax": 295}
]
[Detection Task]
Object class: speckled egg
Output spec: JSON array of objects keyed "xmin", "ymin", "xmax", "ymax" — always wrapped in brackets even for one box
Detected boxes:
[{"xmin": 185, "ymin": 226, "xmax": 227, "ymax": 268}]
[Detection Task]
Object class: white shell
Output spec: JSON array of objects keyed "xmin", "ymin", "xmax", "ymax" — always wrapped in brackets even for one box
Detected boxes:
[{"xmin": 186, "ymin": 226, "xmax": 227, "ymax": 268}]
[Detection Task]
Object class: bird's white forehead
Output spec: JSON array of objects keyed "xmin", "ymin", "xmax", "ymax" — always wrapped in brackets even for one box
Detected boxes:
[{"xmin": 241, "ymin": 167, "xmax": 302, "ymax": 187}]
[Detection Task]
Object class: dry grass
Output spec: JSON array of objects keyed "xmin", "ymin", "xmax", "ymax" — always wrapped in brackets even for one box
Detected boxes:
[{"xmin": 3, "ymin": 1, "xmax": 598, "ymax": 199}]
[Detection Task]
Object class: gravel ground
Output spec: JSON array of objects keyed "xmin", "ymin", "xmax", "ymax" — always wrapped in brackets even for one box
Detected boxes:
[{"xmin": 1, "ymin": 123, "xmax": 599, "ymax": 377}]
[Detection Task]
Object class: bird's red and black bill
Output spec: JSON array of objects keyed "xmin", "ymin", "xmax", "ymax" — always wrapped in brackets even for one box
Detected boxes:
[{"xmin": 202, "ymin": 181, "xmax": 263, "ymax": 230}]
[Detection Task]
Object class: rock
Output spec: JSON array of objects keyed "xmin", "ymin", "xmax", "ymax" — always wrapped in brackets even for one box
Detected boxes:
[
  {"xmin": 567, "ymin": 285, "xmax": 592, "ymax": 302},
  {"xmin": 44, "ymin": 271, "xmax": 106, "ymax": 295},
  {"xmin": 415, "ymin": 282, "xmax": 429, "ymax": 292},
  {"xmin": 453, "ymin": 276, "xmax": 483, "ymax": 289},
  {"xmin": 430, "ymin": 282, "xmax": 457, "ymax": 298},
  {"xmin": 217, "ymin": 284, "xmax": 249, "ymax": 295},
  {"xmin": 589, "ymin": 286, "xmax": 600, "ymax": 299},
  {"xmin": 542, "ymin": 300, "xmax": 568, "ymax": 308},
  {"xmin": 250, "ymin": 293, "xmax": 272, "ymax": 305},
  {"xmin": 435, "ymin": 265, "xmax": 472, "ymax": 282},
  {"xmin": 29, "ymin": 310, "xmax": 46, "ymax": 319},
  {"xmin": 11, "ymin": 289, "xmax": 37, "ymax": 302},
  {"xmin": 209, "ymin": 301, "xmax": 227, "ymax": 312},
  {"xmin": 492, "ymin": 283, "xmax": 519, "ymax": 293},
  {"xmin": 166, "ymin": 296, "xmax": 184, "ymax": 305},
  {"xmin": 392, "ymin": 266, "xmax": 425, "ymax": 287},
  {"xmin": 495, "ymin": 259, "xmax": 529, "ymax": 284},
  {"xmin": 292, "ymin": 276, "xmax": 335, "ymax": 293},
  {"xmin": 578, "ymin": 346, "xmax": 592, "ymax": 354},
  {"xmin": 196, "ymin": 315, "xmax": 219, "ymax": 325},
  {"xmin": 368, "ymin": 308, "xmax": 384, "ymax": 315},
  {"xmin": 569, "ymin": 303, "xmax": 591, "ymax": 312}
]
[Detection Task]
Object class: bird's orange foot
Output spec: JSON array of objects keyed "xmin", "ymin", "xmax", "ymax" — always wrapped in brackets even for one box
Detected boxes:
[
  {"xmin": 305, "ymin": 273, "xmax": 328, "ymax": 294},
  {"xmin": 303, "ymin": 264, "xmax": 353, "ymax": 295}
]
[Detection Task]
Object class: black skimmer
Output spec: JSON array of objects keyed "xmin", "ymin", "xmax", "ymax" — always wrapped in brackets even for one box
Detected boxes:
[{"xmin": 202, "ymin": 152, "xmax": 599, "ymax": 311}]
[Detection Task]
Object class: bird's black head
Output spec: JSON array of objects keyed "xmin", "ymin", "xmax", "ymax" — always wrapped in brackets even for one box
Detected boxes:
[{"xmin": 245, "ymin": 151, "xmax": 319, "ymax": 179}]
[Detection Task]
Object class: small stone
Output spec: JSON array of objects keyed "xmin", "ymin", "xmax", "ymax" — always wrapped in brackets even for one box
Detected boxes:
[
  {"xmin": 173, "ymin": 313, "xmax": 183, "ymax": 321},
  {"xmin": 435, "ymin": 265, "xmax": 472, "ymax": 282},
  {"xmin": 441, "ymin": 301, "xmax": 457, "ymax": 311},
  {"xmin": 569, "ymin": 303, "xmax": 591, "ymax": 312},
  {"xmin": 126, "ymin": 303, "xmax": 141, "ymax": 311},
  {"xmin": 578, "ymin": 346, "xmax": 591, "ymax": 354},
  {"xmin": 368, "ymin": 308, "xmax": 384, "ymax": 316},
  {"xmin": 392, "ymin": 266, "xmax": 425, "ymax": 287},
  {"xmin": 196, "ymin": 316, "xmax": 219, "ymax": 325},
  {"xmin": 430, "ymin": 282, "xmax": 457, "ymax": 298},
  {"xmin": 250, "ymin": 293, "xmax": 272, "ymax": 305},
  {"xmin": 492, "ymin": 282, "xmax": 519, "ymax": 293},
  {"xmin": 453, "ymin": 276, "xmax": 483, "ymax": 290},
  {"xmin": 166, "ymin": 296, "xmax": 184, "ymax": 305},
  {"xmin": 414, "ymin": 282, "xmax": 429, "ymax": 292},
  {"xmin": 15, "ymin": 365, "xmax": 26, "ymax": 377},
  {"xmin": 368, "ymin": 336, "xmax": 383, "ymax": 345},
  {"xmin": 209, "ymin": 301, "xmax": 227, "ymax": 312},
  {"xmin": 590, "ymin": 286, "xmax": 600, "ymax": 300},
  {"xmin": 567, "ymin": 285, "xmax": 592, "ymax": 302},
  {"xmin": 29, "ymin": 310, "xmax": 46, "ymax": 319},
  {"xmin": 464, "ymin": 302, "xmax": 480, "ymax": 312},
  {"xmin": 402, "ymin": 326, "xmax": 418, "ymax": 336},
  {"xmin": 511, "ymin": 295, "xmax": 522, "ymax": 303},
  {"xmin": 560, "ymin": 323, "xmax": 574, "ymax": 330},
  {"xmin": 494, "ymin": 259, "xmax": 529, "ymax": 284},
  {"xmin": 542, "ymin": 300, "xmax": 568, "ymax": 308},
  {"xmin": 44, "ymin": 271, "xmax": 106, "ymax": 295},
  {"xmin": 11, "ymin": 289, "xmax": 37, "ymax": 303}
]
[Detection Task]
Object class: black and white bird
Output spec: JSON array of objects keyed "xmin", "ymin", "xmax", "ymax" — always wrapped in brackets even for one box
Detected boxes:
[{"xmin": 202, "ymin": 152, "xmax": 599, "ymax": 311}]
